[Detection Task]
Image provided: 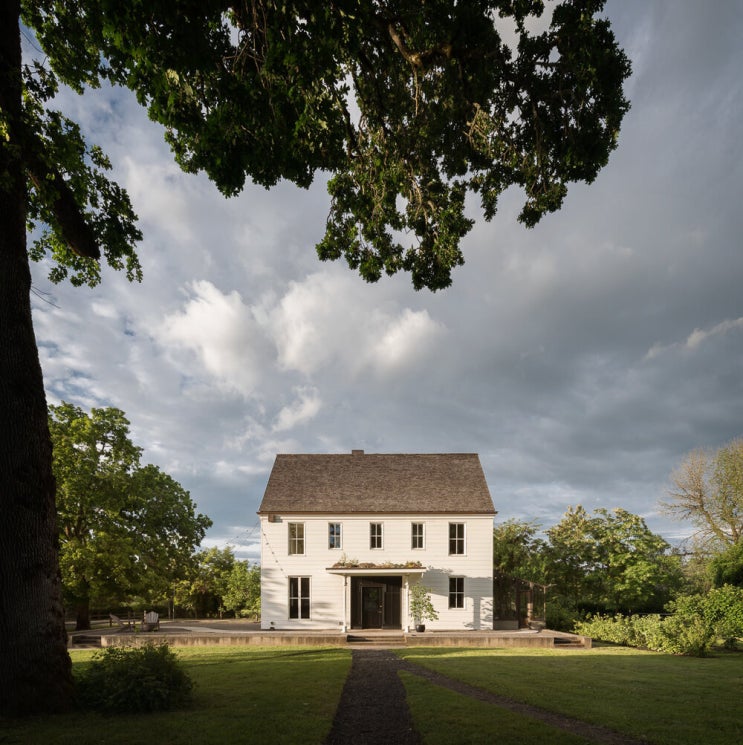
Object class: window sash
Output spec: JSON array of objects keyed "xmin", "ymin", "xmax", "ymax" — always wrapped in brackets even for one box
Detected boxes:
[
  {"xmin": 411, "ymin": 522, "xmax": 424, "ymax": 549},
  {"xmin": 289, "ymin": 576, "xmax": 310, "ymax": 619},
  {"xmin": 449, "ymin": 577, "xmax": 464, "ymax": 608},
  {"xmin": 288, "ymin": 522, "xmax": 305, "ymax": 555},
  {"xmin": 370, "ymin": 522, "xmax": 383, "ymax": 549},
  {"xmin": 328, "ymin": 522, "xmax": 342, "ymax": 549},
  {"xmin": 449, "ymin": 523, "xmax": 465, "ymax": 555}
]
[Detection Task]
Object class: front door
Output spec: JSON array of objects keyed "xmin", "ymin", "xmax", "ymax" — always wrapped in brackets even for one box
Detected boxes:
[{"xmin": 362, "ymin": 586, "xmax": 383, "ymax": 628}]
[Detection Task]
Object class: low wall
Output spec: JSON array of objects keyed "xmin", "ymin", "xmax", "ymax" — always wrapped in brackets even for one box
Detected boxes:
[{"xmin": 100, "ymin": 633, "xmax": 348, "ymax": 648}]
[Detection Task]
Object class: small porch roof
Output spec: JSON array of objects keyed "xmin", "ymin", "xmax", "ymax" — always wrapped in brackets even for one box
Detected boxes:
[{"xmin": 326, "ymin": 566, "xmax": 426, "ymax": 577}]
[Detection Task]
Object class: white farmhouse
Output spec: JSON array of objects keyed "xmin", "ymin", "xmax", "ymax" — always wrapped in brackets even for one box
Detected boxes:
[{"xmin": 258, "ymin": 450, "xmax": 496, "ymax": 632}]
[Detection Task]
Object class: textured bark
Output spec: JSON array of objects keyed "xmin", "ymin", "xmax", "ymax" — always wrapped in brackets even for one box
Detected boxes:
[{"xmin": 0, "ymin": 2, "xmax": 74, "ymax": 715}]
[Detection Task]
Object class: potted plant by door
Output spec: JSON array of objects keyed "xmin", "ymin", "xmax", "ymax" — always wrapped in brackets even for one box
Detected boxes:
[{"xmin": 409, "ymin": 583, "xmax": 438, "ymax": 632}]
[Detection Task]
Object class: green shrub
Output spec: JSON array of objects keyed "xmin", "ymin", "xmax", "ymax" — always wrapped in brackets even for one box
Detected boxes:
[
  {"xmin": 575, "ymin": 586, "xmax": 743, "ymax": 657},
  {"xmin": 545, "ymin": 598, "xmax": 582, "ymax": 631},
  {"xmin": 75, "ymin": 643, "xmax": 194, "ymax": 713}
]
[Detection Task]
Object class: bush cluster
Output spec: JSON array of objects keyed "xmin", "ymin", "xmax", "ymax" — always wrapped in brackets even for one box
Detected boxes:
[
  {"xmin": 575, "ymin": 585, "xmax": 743, "ymax": 657},
  {"xmin": 75, "ymin": 643, "xmax": 194, "ymax": 713}
]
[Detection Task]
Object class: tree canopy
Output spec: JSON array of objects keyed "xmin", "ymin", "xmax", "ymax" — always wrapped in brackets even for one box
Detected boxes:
[
  {"xmin": 1, "ymin": 0, "xmax": 630, "ymax": 715},
  {"xmin": 22, "ymin": 0, "xmax": 630, "ymax": 291},
  {"xmin": 545, "ymin": 506, "xmax": 682, "ymax": 614},
  {"xmin": 50, "ymin": 403, "xmax": 212, "ymax": 630}
]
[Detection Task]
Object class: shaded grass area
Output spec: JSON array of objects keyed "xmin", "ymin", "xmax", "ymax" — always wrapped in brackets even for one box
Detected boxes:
[
  {"xmin": 400, "ymin": 670, "xmax": 593, "ymax": 745},
  {"xmin": 397, "ymin": 646, "xmax": 743, "ymax": 745},
  {"xmin": 1, "ymin": 646, "xmax": 351, "ymax": 745}
]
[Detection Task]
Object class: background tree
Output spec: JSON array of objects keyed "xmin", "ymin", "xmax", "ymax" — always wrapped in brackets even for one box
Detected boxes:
[
  {"xmin": 709, "ymin": 540, "xmax": 743, "ymax": 588},
  {"xmin": 546, "ymin": 506, "xmax": 682, "ymax": 615},
  {"xmin": 50, "ymin": 403, "xmax": 211, "ymax": 630},
  {"xmin": 223, "ymin": 560, "xmax": 262, "ymax": 619},
  {"xmin": 493, "ymin": 519, "xmax": 547, "ymax": 582},
  {"xmin": 174, "ymin": 547, "xmax": 236, "ymax": 618},
  {"xmin": 662, "ymin": 439, "xmax": 743, "ymax": 550},
  {"xmin": 1, "ymin": 0, "xmax": 630, "ymax": 713}
]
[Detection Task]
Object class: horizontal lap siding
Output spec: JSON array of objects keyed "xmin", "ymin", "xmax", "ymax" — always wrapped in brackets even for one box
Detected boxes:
[{"xmin": 260, "ymin": 514, "xmax": 494, "ymax": 630}]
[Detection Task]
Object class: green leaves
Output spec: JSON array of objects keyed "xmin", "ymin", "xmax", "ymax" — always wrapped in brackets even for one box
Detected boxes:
[
  {"xmin": 22, "ymin": 63, "xmax": 143, "ymax": 286},
  {"xmin": 546, "ymin": 505, "xmax": 682, "ymax": 613},
  {"xmin": 49, "ymin": 403, "xmax": 211, "ymax": 616},
  {"xmin": 22, "ymin": 0, "xmax": 630, "ymax": 291}
]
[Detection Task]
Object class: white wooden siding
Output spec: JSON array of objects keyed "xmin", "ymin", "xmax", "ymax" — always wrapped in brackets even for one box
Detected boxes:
[{"xmin": 260, "ymin": 513, "xmax": 493, "ymax": 630}]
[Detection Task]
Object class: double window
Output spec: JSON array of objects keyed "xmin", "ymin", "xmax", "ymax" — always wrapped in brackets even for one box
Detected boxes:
[
  {"xmin": 449, "ymin": 523, "xmax": 465, "ymax": 555},
  {"xmin": 289, "ymin": 577, "xmax": 310, "ymax": 619},
  {"xmin": 288, "ymin": 522, "xmax": 305, "ymax": 555},
  {"xmin": 449, "ymin": 577, "xmax": 464, "ymax": 608},
  {"xmin": 411, "ymin": 522, "xmax": 424, "ymax": 549},
  {"xmin": 370, "ymin": 522, "xmax": 383, "ymax": 549},
  {"xmin": 328, "ymin": 522, "xmax": 342, "ymax": 549}
]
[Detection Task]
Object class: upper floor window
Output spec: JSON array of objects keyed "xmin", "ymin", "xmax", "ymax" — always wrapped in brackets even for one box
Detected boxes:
[
  {"xmin": 288, "ymin": 522, "xmax": 305, "ymax": 555},
  {"xmin": 411, "ymin": 522, "xmax": 424, "ymax": 550},
  {"xmin": 449, "ymin": 577, "xmax": 464, "ymax": 608},
  {"xmin": 328, "ymin": 522, "xmax": 342, "ymax": 549},
  {"xmin": 370, "ymin": 522, "xmax": 383, "ymax": 549},
  {"xmin": 449, "ymin": 523, "xmax": 465, "ymax": 555}
]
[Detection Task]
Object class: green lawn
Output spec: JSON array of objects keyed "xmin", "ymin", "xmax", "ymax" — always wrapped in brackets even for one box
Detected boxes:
[
  {"xmin": 397, "ymin": 646, "xmax": 743, "ymax": 745},
  {"xmin": 2, "ymin": 645, "xmax": 741, "ymax": 745},
  {"xmin": 1, "ymin": 646, "xmax": 351, "ymax": 745}
]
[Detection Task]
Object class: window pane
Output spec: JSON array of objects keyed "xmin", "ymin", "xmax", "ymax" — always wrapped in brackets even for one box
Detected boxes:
[
  {"xmin": 449, "ymin": 577, "xmax": 464, "ymax": 608},
  {"xmin": 449, "ymin": 523, "xmax": 464, "ymax": 554},
  {"xmin": 412, "ymin": 523, "xmax": 423, "ymax": 549},
  {"xmin": 370, "ymin": 523, "xmax": 382, "ymax": 549},
  {"xmin": 329, "ymin": 522, "xmax": 342, "ymax": 549},
  {"xmin": 289, "ymin": 523, "xmax": 305, "ymax": 554}
]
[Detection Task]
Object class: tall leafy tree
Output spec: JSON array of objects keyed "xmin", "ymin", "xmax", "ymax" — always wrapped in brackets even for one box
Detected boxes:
[
  {"xmin": 493, "ymin": 518, "xmax": 547, "ymax": 582},
  {"xmin": 546, "ymin": 506, "xmax": 682, "ymax": 613},
  {"xmin": 50, "ymin": 403, "xmax": 212, "ymax": 630},
  {"xmin": 223, "ymin": 560, "xmax": 262, "ymax": 619},
  {"xmin": 1, "ymin": 1, "xmax": 630, "ymax": 712}
]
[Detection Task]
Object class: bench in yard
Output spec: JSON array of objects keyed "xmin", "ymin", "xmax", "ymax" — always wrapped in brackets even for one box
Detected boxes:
[{"xmin": 110, "ymin": 613, "xmax": 136, "ymax": 631}]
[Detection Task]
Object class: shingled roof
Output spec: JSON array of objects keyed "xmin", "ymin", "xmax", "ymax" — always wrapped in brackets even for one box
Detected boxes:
[{"xmin": 258, "ymin": 451, "xmax": 495, "ymax": 514}]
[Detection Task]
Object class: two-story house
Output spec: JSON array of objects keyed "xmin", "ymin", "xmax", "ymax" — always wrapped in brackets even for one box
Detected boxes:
[{"xmin": 258, "ymin": 450, "xmax": 496, "ymax": 631}]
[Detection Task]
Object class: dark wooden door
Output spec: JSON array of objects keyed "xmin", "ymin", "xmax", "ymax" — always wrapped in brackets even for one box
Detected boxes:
[{"xmin": 362, "ymin": 586, "xmax": 383, "ymax": 628}]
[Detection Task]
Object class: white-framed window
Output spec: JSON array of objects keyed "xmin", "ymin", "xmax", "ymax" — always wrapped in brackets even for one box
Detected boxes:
[
  {"xmin": 449, "ymin": 522, "xmax": 465, "ymax": 555},
  {"xmin": 289, "ymin": 577, "xmax": 310, "ymax": 619},
  {"xmin": 411, "ymin": 522, "xmax": 424, "ymax": 549},
  {"xmin": 288, "ymin": 522, "xmax": 305, "ymax": 555},
  {"xmin": 370, "ymin": 522, "xmax": 383, "ymax": 549},
  {"xmin": 449, "ymin": 577, "xmax": 464, "ymax": 608},
  {"xmin": 328, "ymin": 522, "xmax": 342, "ymax": 549}
]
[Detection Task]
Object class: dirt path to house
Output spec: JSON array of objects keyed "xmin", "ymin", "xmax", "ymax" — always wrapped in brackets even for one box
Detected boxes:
[{"xmin": 325, "ymin": 649, "xmax": 647, "ymax": 745}]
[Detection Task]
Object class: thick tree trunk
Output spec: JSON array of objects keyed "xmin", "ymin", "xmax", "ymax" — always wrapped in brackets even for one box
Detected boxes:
[{"xmin": 0, "ymin": 3, "xmax": 74, "ymax": 715}]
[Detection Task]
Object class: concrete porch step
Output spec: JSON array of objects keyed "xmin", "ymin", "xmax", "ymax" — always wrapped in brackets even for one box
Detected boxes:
[{"xmin": 347, "ymin": 633, "xmax": 406, "ymax": 645}]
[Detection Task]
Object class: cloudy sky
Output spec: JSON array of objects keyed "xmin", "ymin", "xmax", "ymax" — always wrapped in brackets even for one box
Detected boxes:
[{"xmin": 27, "ymin": 0, "xmax": 743, "ymax": 559}]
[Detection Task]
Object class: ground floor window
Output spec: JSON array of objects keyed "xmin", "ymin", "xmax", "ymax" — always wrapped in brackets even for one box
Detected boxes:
[
  {"xmin": 449, "ymin": 577, "xmax": 464, "ymax": 608},
  {"xmin": 289, "ymin": 577, "xmax": 310, "ymax": 619}
]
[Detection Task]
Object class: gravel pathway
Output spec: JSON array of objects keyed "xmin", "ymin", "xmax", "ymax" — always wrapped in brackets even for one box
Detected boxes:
[
  {"xmin": 325, "ymin": 648, "xmax": 648, "ymax": 745},
  {"xmin": 325, "ymin": 649, "xmax": 423, "ymax": 745}
]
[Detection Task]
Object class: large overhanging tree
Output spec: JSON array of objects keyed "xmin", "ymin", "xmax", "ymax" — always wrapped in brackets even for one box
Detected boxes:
[{"xmin": 0, "ymin": 0, "xmax": 630, "ymax": 714}]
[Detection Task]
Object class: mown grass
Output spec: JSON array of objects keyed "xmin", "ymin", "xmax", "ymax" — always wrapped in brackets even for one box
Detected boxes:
[
  {"xmin": 397, "ymin": 646, "xmax": 743, "ymax": 745},
  {"xmin": 1, "ymin": 646, "xmax": 351, "ymax": 745},
  {"xmin": 400, "ymin": 670, "xmax": 593, "ymax": 745},
  {"xmin": 3, "ymin": 644, "xmax": 741, "ymax": 744}
]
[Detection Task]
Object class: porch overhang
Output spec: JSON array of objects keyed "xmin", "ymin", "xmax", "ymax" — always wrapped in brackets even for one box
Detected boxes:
[{"xmin": 326, "ymin": 567, "xmax": 427, "ymax": 577}]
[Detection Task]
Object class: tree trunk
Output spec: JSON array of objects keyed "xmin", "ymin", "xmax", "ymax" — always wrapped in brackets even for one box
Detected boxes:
[
  {"xmin": 75, "ymin": 596, "xmax": 92, "ymax": 632},
  {"xmin": 0, "ymin": 3, "xmax": 74, "ymax": 715}
]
